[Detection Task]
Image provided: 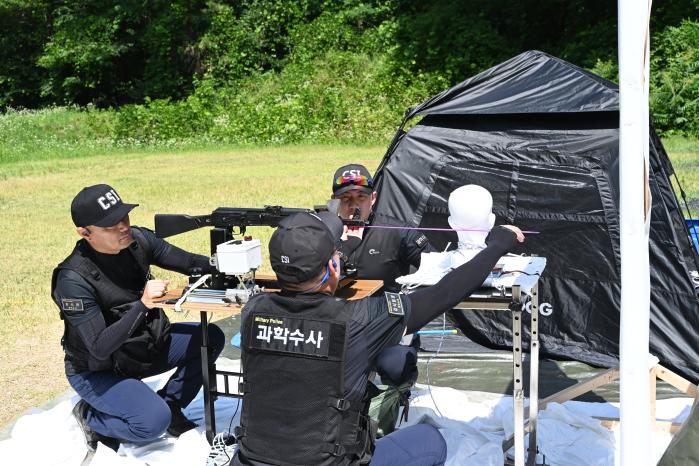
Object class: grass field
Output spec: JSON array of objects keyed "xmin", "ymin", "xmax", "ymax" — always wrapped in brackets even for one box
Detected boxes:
[
  {"xmin": 665, "ymin": 137, "xmax": 699, "ymax": 216},
  {"xmin": 0, "ymin": 138, "xmax": 696, "ymax": 429}
]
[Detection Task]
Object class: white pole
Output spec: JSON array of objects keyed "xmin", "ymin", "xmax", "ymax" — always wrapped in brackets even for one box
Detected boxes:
[{"xmin": 618, "ymin": 1, "xmax": 653, "ymax": 465}]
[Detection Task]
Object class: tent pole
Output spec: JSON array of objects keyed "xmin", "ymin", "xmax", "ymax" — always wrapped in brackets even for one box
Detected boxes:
[{"xmin": 618, "ymin": 1, "xmax": 653, "ymax": 465}]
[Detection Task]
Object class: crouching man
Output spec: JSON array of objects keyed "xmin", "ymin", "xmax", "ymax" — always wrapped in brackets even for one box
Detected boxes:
[{"xmin": 51, "ymin": 184, "xmax": 225, "ymax": 452}]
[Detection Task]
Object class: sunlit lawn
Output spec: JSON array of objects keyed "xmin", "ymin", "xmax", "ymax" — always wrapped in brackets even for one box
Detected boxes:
[
  {"xmin": 665, "ymin": 137, "xmax": 699, "ymax": 217},
  {"xmin": 0, "ymin": 136, "xmax": 696, "ymax": 429}
]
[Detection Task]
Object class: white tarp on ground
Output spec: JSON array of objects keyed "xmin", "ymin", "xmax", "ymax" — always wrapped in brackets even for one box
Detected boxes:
[
  {"xmin": 0, "ymin": 360, "xmax": 691, "ymax": 466},
  {"xmin": 405, "ymin": 385, "xmax": 690, "ymax": 466},
  {"xmin": 0, "ymin": 366, "xmax": 244, "ymax": 466}
]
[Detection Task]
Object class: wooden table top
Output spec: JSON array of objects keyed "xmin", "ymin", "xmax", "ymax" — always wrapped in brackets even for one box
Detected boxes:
[{"xmin": 147, "ymin": 277, "xmax": 383, "ymax": 315}]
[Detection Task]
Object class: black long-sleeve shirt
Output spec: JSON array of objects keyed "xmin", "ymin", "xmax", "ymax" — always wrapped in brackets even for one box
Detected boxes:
[{"xmin": 54, "ymin": 227, "xmax": 211, "ymax": 371}]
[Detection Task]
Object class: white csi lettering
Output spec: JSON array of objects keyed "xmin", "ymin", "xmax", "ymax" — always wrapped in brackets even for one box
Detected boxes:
[
  {"xmin": 342, "ymin": 169, "xmax": 361, "ymax": 177},
  {"xmin": 524, "ymin": 301, "xmax": 553, "ymax": 317},
  {"xmin": 97, "ymin": 189, "xmax": 121, "ymax": 210}
]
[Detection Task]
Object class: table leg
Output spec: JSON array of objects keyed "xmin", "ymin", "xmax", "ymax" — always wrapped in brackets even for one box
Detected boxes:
[
  {"xmin": 527, "ymin": 283, "xmax": 540, "ymax": 466},
  {"xmin": 511, "ymin": 286, "xmax": 525, "ymax": 466},
  {"xmin": 200, "ymin": 310, "xmax": 217, "ymax": 443}
]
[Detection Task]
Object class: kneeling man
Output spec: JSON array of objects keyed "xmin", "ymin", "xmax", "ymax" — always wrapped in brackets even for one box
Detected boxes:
[{"xmin": 52, "ymin": 184, "xmax": 225, "ymax": 451}]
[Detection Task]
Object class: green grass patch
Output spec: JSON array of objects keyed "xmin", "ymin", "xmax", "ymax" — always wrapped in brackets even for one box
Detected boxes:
[
  {"xmin": 0, "ymin": 107, "xmax": 231, "ymax": 168},
  {"xmin": 664, "ymin": 136, "xmax": 699, "ymax": 217},
  {"xmin": 0, "ymin": 107, "xmax": 116, "ymax": 164}
]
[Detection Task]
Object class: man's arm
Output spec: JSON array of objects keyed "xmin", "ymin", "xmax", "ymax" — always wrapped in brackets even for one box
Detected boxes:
[
  {"xmin": 353, "ymin": 293, "xmax": 413, "ymax": 362},
  {"xmin": 400, "ymin": 228, "xmax": 435, "ymax": 268},
  {"xmin": 140, "ymin": 227, "xmax": 213, "ymax": 274},
  {"xmin": 55, "ymin": 270, "xmax": 149, "ymax": 360},
  {"xmin": 405, "ymin": 227, "xmax": 519, "ymax": 333},
  {"xmin": 347, "ymin": 228, "xmax": 518, "ymax": 356}
]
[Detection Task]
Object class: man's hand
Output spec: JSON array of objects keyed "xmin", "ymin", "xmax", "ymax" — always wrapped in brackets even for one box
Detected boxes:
[
  {"xmin": 141, "ymin": 279, "xmax": 170, "ymax": 308},
  {"xmin": 500, "ymin": 225, "xmax": 525, "ymax": 243},
  {"xmin": 342, "ymin": 225, "xmax": 365, "ymax": 241}
]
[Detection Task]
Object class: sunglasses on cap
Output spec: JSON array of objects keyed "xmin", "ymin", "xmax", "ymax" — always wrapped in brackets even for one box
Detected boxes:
[{"xmin": 334, "ymin": 175, "xmax": 373, "ymax": 188}]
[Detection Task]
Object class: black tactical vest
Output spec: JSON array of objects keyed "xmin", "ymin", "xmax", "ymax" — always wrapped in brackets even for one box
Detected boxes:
[
  {"xmin": 51, "ymin": 228, "xmax": 171, "ymax": 377},
  {"xmin": 234, "ymin": 292, "xmax": 374, "ymax": 466}
]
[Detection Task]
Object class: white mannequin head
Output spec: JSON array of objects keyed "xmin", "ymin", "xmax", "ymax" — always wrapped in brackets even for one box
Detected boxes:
[{"xmin": 447, "ymin": 185, "xmax": 495, "ymax": 246}]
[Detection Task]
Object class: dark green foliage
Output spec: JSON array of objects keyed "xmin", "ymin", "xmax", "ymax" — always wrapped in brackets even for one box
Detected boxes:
[
  {"xmin": 389, "ymin": 0, "xmax": 511, "ymax": 87},
  {"xmin": 198, "ymin": 0, "xmax": 322, "ymax": 84},
  {"xmin": 650, "ymin": 20, "xmax": 699, "ymax": 136},
  {"xmin": 0, "ymin": 0, "xmax": 698, "ymax": 144},
  {"xmin": 0, "ymin": 0, "xmax": 50, "ymax": 109},
  {"xmin": 138, "ymin": 1, "xmax": 209, "ymax": 100},
  {"xmin": 114, "ymin": 97, "xmax": 210, "ymax": 142},
  {"xmin": 197, "ymin": 1, "xmax": 391, "ymax": 84},
  {"xmin": 113, "ymin": 50, "xmax": 432, "ymax": 145},
  {"xmin": 37, "ymin": 0, "xmax": 209, "ymax": 106},
  {"xmin": 589, "ymin": 59, "xmax": 618, "ymax": 84},
  {"xmin": 388, "ymin": 0, "xmax": 618, "ymax": 89},
  {"xmin": 288, "ymin": 2, "xmax": 392, "ymax": 64}
]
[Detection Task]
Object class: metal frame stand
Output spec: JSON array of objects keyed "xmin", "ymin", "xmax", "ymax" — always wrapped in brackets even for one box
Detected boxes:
[
  {"xmin": 200, "ymin": 310, "xmax": 217, "ymax": 443},
  {"xmin": 511, "ymin": 285, "xmax": 525, "ymax": 466},
  {"xmin": 200, "ymin": 310, "xmax": 244, "ymax": 443},
  {"xmin": 454, "ymin": 281, "xmax": 541, "ymax": 466},
  {"xmin": 528, "ymin": 283, "xmax": 540, "ymax": 466}
]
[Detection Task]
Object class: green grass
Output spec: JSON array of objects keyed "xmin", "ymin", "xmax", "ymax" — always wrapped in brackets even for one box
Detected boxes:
[
  {"xmin": 0, "ymin": 136, "xmax": 696, "ymax": 429},
  {"xmin": 664, "ymin": 136, "xmax": 699, "ymax": 217},
  {"xmin": 0, "ymin": 107, "xmax": 116, "ymax": 164}
]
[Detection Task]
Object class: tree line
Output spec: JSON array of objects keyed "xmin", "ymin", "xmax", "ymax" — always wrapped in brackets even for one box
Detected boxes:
[{"xmin": 1, "ymin": 0, "xmax": 697, "ymax": 140}]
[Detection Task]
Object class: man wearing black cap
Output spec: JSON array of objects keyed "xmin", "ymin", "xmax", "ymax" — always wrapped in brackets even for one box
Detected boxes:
[
  {"xmin": 51, "ymin": 184, "xmax": 225, "ymax": 453},
  {"xmin": 231, "ymin": 211, "xmax": 524, "ymax": 466},
  {"xmin": 331, "ymin": 164, "xmax": 434, "ymax": 293}
]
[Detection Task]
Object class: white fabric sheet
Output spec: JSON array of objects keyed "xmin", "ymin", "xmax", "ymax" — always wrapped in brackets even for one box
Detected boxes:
[
  {"xmin": 403, "ymin": 385, "xmax": 689, "ymax": 466},
  {"xmin": 0, "ymin": 362, "xmax": 691, "ymax": 466}
]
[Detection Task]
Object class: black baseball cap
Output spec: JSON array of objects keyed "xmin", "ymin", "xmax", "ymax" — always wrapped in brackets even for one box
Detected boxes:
[
  {"xmin": 332, "ymin": 164, "xmax": 374, "ymax": 197},
  {"xmin": 269, "ymin": 211, "xmax": 343, "ymax": 285},
  {"xmin": 70, "ymin": 184, "xmax": 138, "ymax": 227}
]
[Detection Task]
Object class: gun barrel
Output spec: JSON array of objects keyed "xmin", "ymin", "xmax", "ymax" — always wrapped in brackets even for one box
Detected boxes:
[
  {"xmin": 210, "ymin": 206, "xmax": 310, "ymax": 229},
  {"xmin": 154, "ymin": 206, "xmax": 370, "ymax": 239}
]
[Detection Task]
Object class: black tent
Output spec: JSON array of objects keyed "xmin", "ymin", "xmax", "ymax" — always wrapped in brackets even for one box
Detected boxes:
[{"xmin": 373, "ymin": 50, "xmax": 699, "ymax": 381}]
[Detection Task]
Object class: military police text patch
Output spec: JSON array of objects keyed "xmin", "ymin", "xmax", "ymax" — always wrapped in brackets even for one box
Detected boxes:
[
  {"xmin": 415, "ymin": 234, "xmax": 428, "ymax": 247},
  {"xmin": 384, "ymin": 292, "xmax": 405, "ymax": 317},
  {"xmin": 61, "ymin": 299, "xmax": 84, "ymax": 312}
]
